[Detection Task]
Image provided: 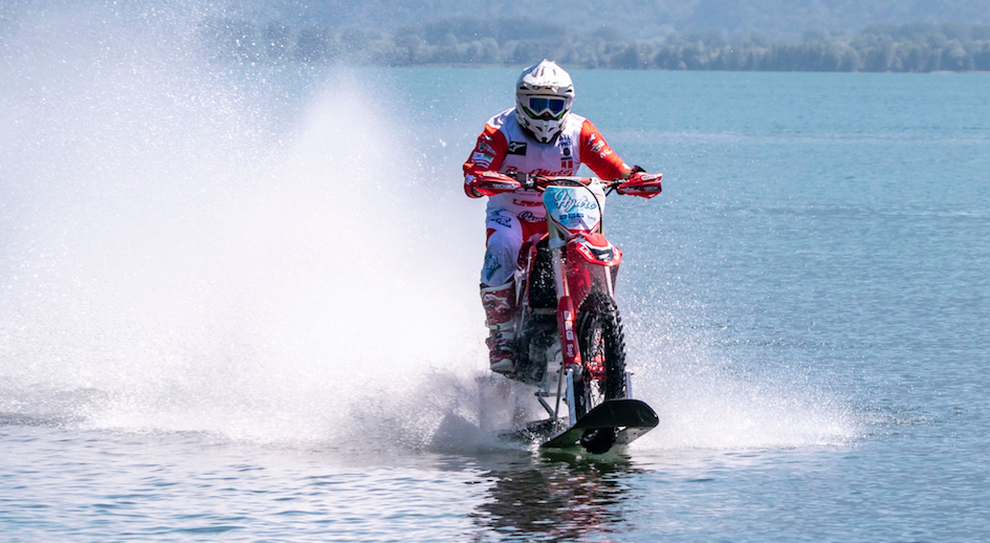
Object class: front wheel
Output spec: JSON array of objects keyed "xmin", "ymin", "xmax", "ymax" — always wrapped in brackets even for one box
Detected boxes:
[{"xmin": 572, "ymin": 291, "xmax": 626, "ymax": 453}]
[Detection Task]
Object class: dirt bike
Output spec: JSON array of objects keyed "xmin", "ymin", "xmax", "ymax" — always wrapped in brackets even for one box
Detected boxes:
[{"xmin": 485, "ymin": 172, "xmax": 662, "ymax": 454}]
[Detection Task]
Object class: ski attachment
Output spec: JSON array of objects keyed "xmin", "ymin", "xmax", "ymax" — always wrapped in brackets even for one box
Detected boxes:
[{"xmin": 540, "ymin": 399, "xmax": 658, "ymax": 452}]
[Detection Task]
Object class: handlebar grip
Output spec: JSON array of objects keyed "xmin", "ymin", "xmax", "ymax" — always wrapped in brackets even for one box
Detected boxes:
[{"xmin": 616, "ymin": 172, "xmax": 662, "ymax": 198}]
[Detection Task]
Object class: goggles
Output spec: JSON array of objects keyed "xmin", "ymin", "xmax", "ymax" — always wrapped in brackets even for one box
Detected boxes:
[{"xmin": 523, "ymin": 96, "xmax": 569, "ymax": 120}]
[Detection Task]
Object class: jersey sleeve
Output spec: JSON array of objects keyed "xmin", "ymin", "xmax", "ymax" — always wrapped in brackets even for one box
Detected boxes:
[
  {"xmin": 578, "ymin": 119, "xmax": 629, "ymax": 181},
  {"xmin": 462, "ymin": 123, "xmax": 509, "ymax": 198}
]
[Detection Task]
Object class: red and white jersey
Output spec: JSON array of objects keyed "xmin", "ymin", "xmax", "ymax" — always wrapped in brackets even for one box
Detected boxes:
[{"xmin": 463, "ymin": 108, "xmax": 629, "ymax": 210}]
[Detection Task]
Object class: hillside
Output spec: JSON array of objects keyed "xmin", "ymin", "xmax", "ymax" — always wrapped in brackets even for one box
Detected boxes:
[{"xmin": 232, "ymin": 0, "xmax": 990, "ymax": 40}]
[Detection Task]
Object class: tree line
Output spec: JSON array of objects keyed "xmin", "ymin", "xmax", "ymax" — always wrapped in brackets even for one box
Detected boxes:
[{"xmin": 201, "ymin": 18, "xmax": 990, "ymax": 72}]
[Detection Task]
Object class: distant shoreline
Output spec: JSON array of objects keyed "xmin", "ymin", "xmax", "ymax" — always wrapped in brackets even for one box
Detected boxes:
[
  {"xmin": 204, "ymin": 20, "xmax": 990, "ymax": 74},
  {"xmin": 356, "ymin": 65, "xmax": 990, "ymax": 74}
]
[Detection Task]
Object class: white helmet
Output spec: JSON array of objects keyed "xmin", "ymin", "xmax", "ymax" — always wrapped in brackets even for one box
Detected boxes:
[{"xmin": 514, "ymin": 59, "xmax": 574, "ymax": 143}]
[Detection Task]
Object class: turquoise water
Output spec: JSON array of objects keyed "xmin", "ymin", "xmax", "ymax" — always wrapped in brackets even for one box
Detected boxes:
[{"xmin": 3, "ymin": 10, "xmax": 990, "ymax": 540}]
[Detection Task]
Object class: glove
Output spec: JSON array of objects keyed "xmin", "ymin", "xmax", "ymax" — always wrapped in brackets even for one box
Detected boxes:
[
  {"xmin": 466, "ymin": 171, "xmax": 522, "ymax": 197},
  {"xmin": 616, "ymin": 166, "xmax": 662, "ymax": 199}
]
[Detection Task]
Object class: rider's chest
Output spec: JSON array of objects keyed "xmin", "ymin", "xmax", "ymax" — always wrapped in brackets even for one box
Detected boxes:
[{"xmin": 499, "ymin": 135, "xmax": 578, "ymax": 177}]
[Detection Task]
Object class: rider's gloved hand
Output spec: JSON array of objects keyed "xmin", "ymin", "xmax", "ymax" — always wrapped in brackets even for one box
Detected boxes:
[
  {"xmin": 467, "ymin": 171, "xmax": 522, "ymax": 197},
  {"xmin": 616, "ymin": 166, "xmax": 662, "ymax": 199}
]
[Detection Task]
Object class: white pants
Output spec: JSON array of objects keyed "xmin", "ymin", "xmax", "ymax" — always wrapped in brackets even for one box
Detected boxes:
[{"xmin": 481, "ymin": 198, "xmax": 547, "ymax": 287}]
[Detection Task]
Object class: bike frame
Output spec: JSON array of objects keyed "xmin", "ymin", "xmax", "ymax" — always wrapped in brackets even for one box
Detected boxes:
[{"xmin": 514, "ymin": 178, "xmax": 624, "ymax": 425}]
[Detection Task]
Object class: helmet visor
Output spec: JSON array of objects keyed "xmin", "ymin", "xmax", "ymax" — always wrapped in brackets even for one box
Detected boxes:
[{"xmin": 523, "ymin": 96, "xmax": 568, "ymax": 120}]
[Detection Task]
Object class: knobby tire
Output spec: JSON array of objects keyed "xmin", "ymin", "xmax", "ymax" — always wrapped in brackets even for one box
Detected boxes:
[{"xmin": 573, "ymin": 291, "xmax": 626, "ymax": 453}]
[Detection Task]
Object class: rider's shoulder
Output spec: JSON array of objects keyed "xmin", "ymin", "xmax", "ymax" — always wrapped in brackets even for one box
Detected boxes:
[
  {"xmin": 569, "ymin": 114, "xmax": 609, "ymax": 141},
  {"xmin": 567, "ymin": 113, "xmax": 596, "ymax": 131},
  {"xmin": 486, "ymin": 108, "xmax": 517, "ymax": 130},
  {"xmin": 567, "ymin": 112, "xmax": 590, "ymax": 125}
]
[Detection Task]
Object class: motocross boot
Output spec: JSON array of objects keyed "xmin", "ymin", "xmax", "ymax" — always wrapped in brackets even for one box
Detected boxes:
[{"xmin": 480, "ymin": 282, "xmax": 517, "ymax": 374}]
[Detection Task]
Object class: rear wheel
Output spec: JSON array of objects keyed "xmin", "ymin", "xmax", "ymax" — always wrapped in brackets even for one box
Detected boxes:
[{"xmin": 572, "ymin": 291, "xmax": 626, "ymax": 453}]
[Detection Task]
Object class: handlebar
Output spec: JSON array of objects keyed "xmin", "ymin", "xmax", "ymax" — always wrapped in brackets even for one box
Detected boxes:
[
  {"xmin": 489, "ymin": 171, "xmax": 660, "ymax": 199},
  {"xmin": 509, "ymin": 172, "xmax": 620, "ymax": 193}
]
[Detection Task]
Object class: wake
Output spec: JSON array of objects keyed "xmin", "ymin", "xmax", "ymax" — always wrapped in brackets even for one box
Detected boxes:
[{"xmin": 0, "ymin": 3, "xmax": 484, "ymax": 447}]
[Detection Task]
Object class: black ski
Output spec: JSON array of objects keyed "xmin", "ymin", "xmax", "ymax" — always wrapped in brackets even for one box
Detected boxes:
[{"xmin": 540, "ymin": 399, "xmax": 658, "ymax": 450}]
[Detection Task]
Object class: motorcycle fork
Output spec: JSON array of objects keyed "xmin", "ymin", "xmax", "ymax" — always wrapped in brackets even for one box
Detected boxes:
[
  {"xmin": 550, "ymin": 237, "xmax": 583, "ymax": 372},
  {"xmin": 556, "ymin": 237, "xmax": 622, "ymax": 424}
]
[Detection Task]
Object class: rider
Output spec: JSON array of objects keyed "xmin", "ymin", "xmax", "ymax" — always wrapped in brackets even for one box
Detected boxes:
[{"xmin": 463, "ymin": 59, "xmax": 658, "ymax": 374}]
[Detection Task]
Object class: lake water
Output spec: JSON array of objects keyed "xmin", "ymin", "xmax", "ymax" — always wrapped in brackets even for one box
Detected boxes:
[{"xmin": 2, "ymin": 9, "xmax": 990, "ymax": 542}]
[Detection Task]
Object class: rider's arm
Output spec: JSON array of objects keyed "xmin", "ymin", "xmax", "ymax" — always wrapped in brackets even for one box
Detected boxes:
[
  {"xmin": 463, "ymin": 124, "xmax": 511, "ymax": 198},
  {"xmin": 577, "ymin": 119, "xmax": 633, "ymax": 180},
  {"xmin": 578, "ymin": 118, "xmax": 663, "ymax": 197}
]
